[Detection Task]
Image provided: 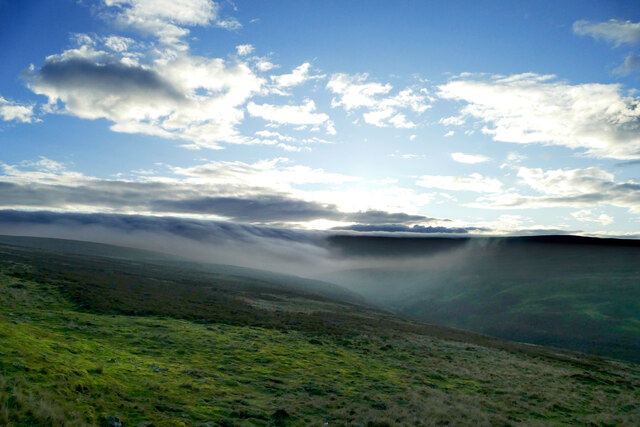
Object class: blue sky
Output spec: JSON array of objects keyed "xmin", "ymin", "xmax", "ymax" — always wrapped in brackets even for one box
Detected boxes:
[{"xmin": 1, "ymin": 0, "xmax": 640, "ymax": 237}]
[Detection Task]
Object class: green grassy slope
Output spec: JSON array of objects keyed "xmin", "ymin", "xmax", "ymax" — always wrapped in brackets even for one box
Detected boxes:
[
  {"xmin": 1, "ymin": 241, "xmax": 639, "ymax": 425},
  {"xmin": 321, "ymin": 238, "xmax": 640, "ymax": 363}
]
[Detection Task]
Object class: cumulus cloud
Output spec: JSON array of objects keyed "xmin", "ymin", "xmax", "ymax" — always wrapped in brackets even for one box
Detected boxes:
[
  {"xmin": 327, "ymin": 73, "xmax": 430, "ymax": 129},
  {"xmin": 104, "ymin": 0, "xmax": 239, "ymax": 48},
  {"xmin": 104, "ymin": 35, "xmax": 135, "ymax": 52},
  {"xmin": 255, "ymin": 130, "xmax": 296, "ymax": 142},
  {"xmin": 27, "ymin": 37, "xmax": 264, "ymax": 149},
  {"xmin": 438, "ymin": 73, "xmax": 640, "ymax": 159},
  {"xmin": 517, "ymin": 166, "xmax": 614, "ymax": 195},
  {"xmin": 0, "ymin": 96, "xmax": 36, "ymax": 123},
  {"xmin": 247, "ymin": 100, "xmax": 335, "ymax": 134},
  {"xmin": 451, "ymin": 152, "xmax": 490, "ymax": 164},
  {"xmin": 573, "ymin": 19, "xmax": 640, "ymax": 47},
  {"xmin": 270, "ymin": 62, "xmax": 324, "ymax": 92},
  {"xmin": 471, "ymin": 166, "xmax": 640, "ymax": 213},
  {"xmin": 21, "ymin": 0, "xmax": 264, "ymax": 150},
  {"xmin": 255, "ymin": 59, "xmax": 276, "ymax": 72},
  {"xmin": 235, "ymin": 44, "xmax": 254, "ymax": 56},
  {"xmin": 416, "ymin": 173, "xmax": 503, "ymax": 193}
]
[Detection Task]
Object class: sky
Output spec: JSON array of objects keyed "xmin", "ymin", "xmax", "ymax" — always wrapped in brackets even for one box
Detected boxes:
[{"xmin": 1, "ymin": 0, "xmax": 640, "ymax": 238}]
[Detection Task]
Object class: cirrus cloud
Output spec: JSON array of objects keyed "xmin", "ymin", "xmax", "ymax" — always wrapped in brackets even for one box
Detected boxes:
[{"xmin": 573, "ymin": 19, "xmax": 640, "ymax": 47}]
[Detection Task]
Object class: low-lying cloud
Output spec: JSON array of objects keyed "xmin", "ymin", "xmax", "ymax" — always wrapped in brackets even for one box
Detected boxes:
[
  {"xmin": 0, "ymin": 159, "xmax": 442, "ymax": 227},
  {"xmin": 470, "ymin": 166, "xmax": 640, "ymax": 213}
]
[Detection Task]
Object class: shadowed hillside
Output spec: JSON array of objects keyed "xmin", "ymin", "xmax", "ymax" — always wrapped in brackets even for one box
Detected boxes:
[{"xmin": 322, "ymin": 235, "xmax": 640, "ymax": 363}]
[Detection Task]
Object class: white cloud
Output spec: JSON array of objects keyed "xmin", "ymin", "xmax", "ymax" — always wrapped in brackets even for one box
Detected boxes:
[
  {"xmin": 438, "ymin": 73, "xmax": 640, "ymax": 159},
  {"xmin": 172, "ymin": 158, "xmax": 356, "ymax": 189},
  {"xmin": 439, "ymin": 115, "xmax": 465, "ymax": 126},
  {"xmin": 27, "ymin": 37, "xmax": 264, "ymax": 149},
  {"xmin": 416, "ymin": 173, "xmax": 503, "ymax": 193},
  {"xmin": 104, "ymin": 35, "xmax": 135, "ymax": 52},
  {"xmin": 247, "ymin": 100, "xmax": 334, "ymax": 134},
  {"xmin": 235, "ymin": 44, "xmax": 254, "ymax": 56},
  {"xmin": 517, "ymin": 166, "xmax": 614, "ymax": 196},
  {"xmin": 451, "ymin": 152, "xmax": 490, "ymax": 164},
  {"xmin": 104, "ymin": 0, "xmax": 222, "ymax": 47},
  {"xmin": 0, "ymin": 96, "xmax": 36, "ymax": 123},
  {"xmin": 0, "ymin": 157, "xmax": 442, "ymax": 228},
  {"xmin": 327, "ymin": 73, "xmax": 391, "ymax": 110},
  {"xmin": 573, "ymin": 19, "xmax": 640, "ymax": 46},
  {"xmin": 215, "ymin": 17, "xmax": 241, "ymax": 30},
  {"xmin": 388, "ymin": 113, "xmax": 415, "ymax": 129},
  {"xmin": 276, "ymin": 144, "xmax": 309, "ymax": 152},
  {"xmin": 255, "ymin": 59, "xmax": 276, "ymax": 71},
  {"xmin": 571, "ymin": 209, "xmax": 614, "ymax": 226},
  {"xmin": 327, "ymin": 73, "xmax": 430, "ymax": 129},
  {"xmin": 470, "ymin": 166, "xmax": 640, "ymax": 213},
  {"xmin": 444, "ymin": 130, "xmax": 454, "ymax": 137},
  {"xmin": 255, "ymin": 130, "xmax": 296, "ymax": 142},
  {"xmin": 171, "ymin": 159, "xmax": 432, "ymax": 216},
  {"xmin": 270, "ymin": 62, "xmax": 324, "ymax": 91},
  {"xmin": 253, "ymin": 130, "xmax": 331, "ymax": 151},
  {"xmin": 0, "ymin": 158, "xmax": 367, "ymax": 224}
]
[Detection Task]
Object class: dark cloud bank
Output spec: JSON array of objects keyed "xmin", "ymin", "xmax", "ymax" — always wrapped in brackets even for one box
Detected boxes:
[{"xmin": 0, "ymin": 178, "xmax": 438, "ymax": 224}]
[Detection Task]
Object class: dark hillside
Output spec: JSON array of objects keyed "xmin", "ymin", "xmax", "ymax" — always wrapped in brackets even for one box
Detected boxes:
[{"xmin": 322, "ymin": 235, "xmax": 640, "ymax": 362}]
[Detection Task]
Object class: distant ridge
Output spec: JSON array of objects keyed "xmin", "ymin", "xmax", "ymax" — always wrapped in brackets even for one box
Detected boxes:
[
  {"xmin": 327, "ymin": 234, "xmax": 640, "ymax": 257},
  {"xmin": 0, "ymin": 234, "xmax": 176, "ymax": 262}
]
